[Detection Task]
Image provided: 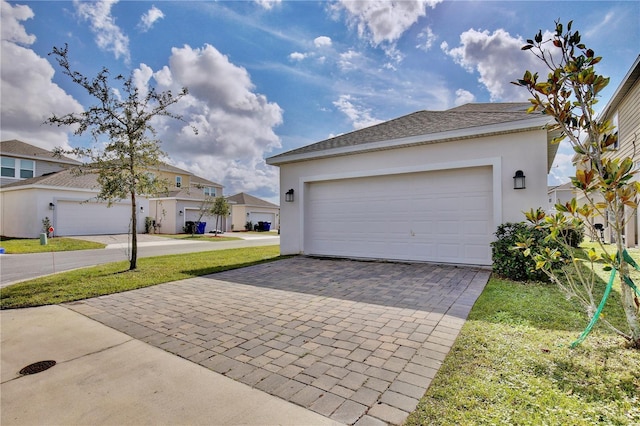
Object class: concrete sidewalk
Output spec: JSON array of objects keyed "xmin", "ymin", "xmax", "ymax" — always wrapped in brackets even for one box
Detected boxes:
[{"xmin": 0, "ymin": 305, "xmax": 341, "ymax": 426}]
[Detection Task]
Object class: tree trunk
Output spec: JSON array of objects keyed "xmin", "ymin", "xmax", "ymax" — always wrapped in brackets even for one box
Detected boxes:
[
  {"xmin": 130, "ymin": 191, "xmax": 138, "ymax": 270},
  {"xmin": 620, "ymin": 282, "xmax": 640, "ymax": 347}
]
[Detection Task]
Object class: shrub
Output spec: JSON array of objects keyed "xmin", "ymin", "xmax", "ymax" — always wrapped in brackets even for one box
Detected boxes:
[{"xmin": 491, "ymin": 222, "xmax": 567, "ymax": 282}]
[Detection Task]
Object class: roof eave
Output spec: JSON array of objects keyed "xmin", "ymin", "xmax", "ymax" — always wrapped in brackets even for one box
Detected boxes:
[{"xmin": 267, "ymin": 116, "xmax": 554, "ymax": 166}]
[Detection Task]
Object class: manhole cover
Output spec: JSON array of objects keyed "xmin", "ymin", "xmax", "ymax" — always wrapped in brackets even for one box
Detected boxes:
[{"xmin": 19, "ymin": 360, "xmax": 56, "ymax": 375}]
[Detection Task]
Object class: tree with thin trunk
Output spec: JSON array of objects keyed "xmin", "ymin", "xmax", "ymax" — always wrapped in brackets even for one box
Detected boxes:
[
  {"xmin": 210, "ymin": 196, "xmax": 231, "ymax": 236},
  {"xmin": 46, "ymin": 44, "xmax": 195, "ymax": 270},
  {"xmin": 513, "ymin": 20, "xmax": 640, "ymax": 347}
]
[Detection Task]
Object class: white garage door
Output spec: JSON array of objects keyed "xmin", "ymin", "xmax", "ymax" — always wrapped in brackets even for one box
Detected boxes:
[
  {"xmin": 250, "ymin": 212, "xmax": 275, "ymax": 225},
  {"xmin": 56, "ymin": 200, "xmax": 131, "ymax": 236},
  {"xmin": 305, "ymin": 167, "xmax": 493, "ymax": 265}
]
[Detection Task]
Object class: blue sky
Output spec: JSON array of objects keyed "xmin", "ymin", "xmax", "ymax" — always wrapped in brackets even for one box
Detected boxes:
[{"xmin": 2, "ymin": 1, "xmax": 638, "ymax": 203}]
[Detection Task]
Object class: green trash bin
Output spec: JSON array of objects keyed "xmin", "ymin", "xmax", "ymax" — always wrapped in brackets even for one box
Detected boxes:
[{"xmin": 40, "ymin": 233, "xmax": 48, "ymax": 245}]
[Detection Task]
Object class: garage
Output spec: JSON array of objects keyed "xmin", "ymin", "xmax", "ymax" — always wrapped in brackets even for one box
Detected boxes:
[
  {"xmin": 304, "ymin": 167, "xmax": 493, "ymax": 265},
  {"xmin": 268, "ymin": 103, "xmax": 555, "ymax": 266},
  {"xmin": 249, "ymin": 212, "xmax": 275, "ymax": 225},
  {"xmin": 56, "ymin": 200, "xmax": 131, "ymax": 236}
]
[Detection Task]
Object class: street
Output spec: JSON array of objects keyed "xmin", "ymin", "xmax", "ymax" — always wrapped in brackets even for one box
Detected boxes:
[{"xmin": 0, "ymin": 236, "xmax": 279, "ymax": 287}]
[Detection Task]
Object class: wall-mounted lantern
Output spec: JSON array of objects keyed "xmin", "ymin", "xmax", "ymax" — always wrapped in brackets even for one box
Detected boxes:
[
  {"xmin": 49, "ymin": 202, "xmax": 55, "ymax": 210},
  {"xmin": 285, "ymin": 189, "xmax": 295, "ymax": 202},
  {"xmin": 513, "ymin": 170, "xmax": 526, "ymax": 190},
  {"xmin": 179, "ymin": 210, "xmax": 183, "ymax": 216},
  {"xmin": 140, "ymin": 206, "xmax": 145, "ymax": 214}
]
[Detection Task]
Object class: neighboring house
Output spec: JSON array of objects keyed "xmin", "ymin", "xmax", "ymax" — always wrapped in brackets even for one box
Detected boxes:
[
  {"xmin": 267, "ymin": 103, "xmax": 559, "ymax": 266},
  {"xmin": 547, "ymin": 182, "xmax": 575, "ymax": 213},
  {"xmin": 226, "ymin": 192, "xmax": 280, "ymax": 231},
  {"xmin": 1, "ymin": 139, "xmax": 81, "ymax": 187},
  {"xmin": 0, "ymin": 140, "xmax": 223, "ymax": 238},
  {"xmin": 148, "ymin": 166, "xmax": 224, "ymax": 235},
  {"xmin": 0, "ymin": 167, "xmax": 149, "ymax": 237},
  {"xmin": 577, "ymin": 55, "xmax": 640, "ymax": 247}
]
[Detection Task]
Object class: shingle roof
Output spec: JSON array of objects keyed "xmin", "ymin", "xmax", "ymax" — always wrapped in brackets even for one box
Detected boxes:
[
  {"xmin": 267, "ymin": 103, "xmax": 546, "ymax": 162},
  {"xmin": 226, "ymin": 192, "xmax": 279, "ymax": 208},
  {"xmin": 1, "ymin": 167, "xmax": 99, "ymax": 190},
  {"xmin": 0, "ymin": 139, "xmax": 82, "ymax": 165},
  {"xmin": 190, "ymin": 174, "xmax": 223, "ymax": 188}
]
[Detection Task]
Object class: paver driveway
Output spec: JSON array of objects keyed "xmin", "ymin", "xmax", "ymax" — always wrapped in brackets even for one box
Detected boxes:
[{"xmin": 67, "ymin": 257, "xmax": 490, "ymax": 425}]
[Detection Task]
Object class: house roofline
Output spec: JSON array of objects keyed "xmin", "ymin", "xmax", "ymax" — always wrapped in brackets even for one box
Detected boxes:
[
  {"xmin": 266, "ymin": 115, "xmax": 553, "ymax": 166},
  {"xmin": 600, "ymin": 54, "xmax": 640, "ymax": 120},
  {"xmin": 0, "ymin": 184, "xmax": 100, "ymax": 193}
]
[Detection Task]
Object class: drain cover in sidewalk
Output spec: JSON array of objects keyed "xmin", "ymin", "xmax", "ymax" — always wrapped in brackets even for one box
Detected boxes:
[{"xmin": 19, "ymin": 360, "xmax": 56, "ymax": 375}]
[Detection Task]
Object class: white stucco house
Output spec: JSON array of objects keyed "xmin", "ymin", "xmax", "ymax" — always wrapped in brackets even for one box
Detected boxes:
[
  {"xmin": 226, "ymin": 192, "xmax": 280, "ymax": 232},
  {"xmin": 1, "ymin": 140, "xmax": 224, "ymax": 238},
  {"xmin": 266, "ymin": 103, "xmax": 559, "ymax": 266}
]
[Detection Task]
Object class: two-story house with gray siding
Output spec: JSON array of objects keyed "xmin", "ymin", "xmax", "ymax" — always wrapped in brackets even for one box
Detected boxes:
[{"xmin": 0, "ymin": 139, "xmax": 81, "ymax": 187}]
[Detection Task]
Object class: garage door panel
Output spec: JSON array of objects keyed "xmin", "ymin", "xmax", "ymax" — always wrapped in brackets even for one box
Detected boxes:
[
  {"xmin": 57, "ymin": 200, "xmax": 131, "ymax": 236},
  {"xmin": 305, "ymin": 167, "xmax": 493, "ymax": 265}
]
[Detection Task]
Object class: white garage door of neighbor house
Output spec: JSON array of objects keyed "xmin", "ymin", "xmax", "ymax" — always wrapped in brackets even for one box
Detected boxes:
[
  {"xmin": 56, "ymin": 200, "xmax": 131, "ymax": 236},
  {"xmin": 305, "ymin": 166, "xmax": 493, "ymax": 265},
  {"xmin": 250, "ymin": 212, "xmax": 275, "ymax": 224}
]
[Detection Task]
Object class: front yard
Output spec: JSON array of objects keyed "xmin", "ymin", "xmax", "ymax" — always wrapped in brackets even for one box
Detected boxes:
[{"xmin": 0, "ymin": 241, "xmax": 637, "ymax": 424}]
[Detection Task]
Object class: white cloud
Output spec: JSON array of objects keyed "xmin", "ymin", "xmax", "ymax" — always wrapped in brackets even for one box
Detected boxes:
[
  {"xmin": 333, "ymin": 95, "xmax": 384, "ymax": 130},
  {"xmin": 1, "ymin": 0, "xmax": 36, "ymax": 45},
  {"xmin": 442, "ymin": 28, "xmax": 544, "ymax": 101},
  {"xmin": 314, "ymin": 36, "xmax": 332, "ymax": 48},
  {"xmin": 334, "ymin": 0, "xmax": 441, "ymax": 46},
  {"xmin": 136, "ymin": 44, "xmax": 283, "ymax": 197},
  {"xmin": 289, "ymin": 52, "xmax": 307, "ymax": 61},
  {"xmin": 416, "ymin": 26, "xmax": 436, "ymax": 51},
  {"xmin": 255, "ymin": 0, "xmax": 281, "ymax": 10},
  {"xmin": 74, "ymin": 0, "xmax": 130, "ymax": 63},
  {"xmin": 0, "ymin": 0, "xmax": 83, "ymax": 149},
  {"xmin": 138, "ymin": 5, "xmax": 164, "ymax": 32},
  {"xmin": 548, "ymin": 142, "xmax": 574, "ymax": 185},
  {"xmin": 454, "ymin": 89, "xmax": 476, "ymax": 106},
  {"xmin": 338, "ymin": 49, "xmax": 363, "ymax": 71}
]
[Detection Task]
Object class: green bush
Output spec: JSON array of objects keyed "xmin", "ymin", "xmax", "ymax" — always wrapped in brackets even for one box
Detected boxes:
[
  {"xmin": 491, "ymin": 222, "xmax": 567, "ymax": 282},
  {"xmin": 559, "ymin": 226, "xmax": 585, "ymax": 248}
]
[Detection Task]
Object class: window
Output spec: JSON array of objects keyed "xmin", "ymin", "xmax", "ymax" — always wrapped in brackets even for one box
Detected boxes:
[
  {"xmin": 1, "ymin": 157, "xmax": 15, "ymax": 177},
  {"xmin": 20, "ymin": 159, "xmax": 34, "ymax": 178},
  {"xmin": 176, "ymin": 176, "xmax": 182, "ymax": 188},
  {"xmin": 204, "ymin": 187, "xmax": 216, "ymax": 197},
  {"xmin": 1, "ymin": 157, "xmax": 34, "ymax": 179}
]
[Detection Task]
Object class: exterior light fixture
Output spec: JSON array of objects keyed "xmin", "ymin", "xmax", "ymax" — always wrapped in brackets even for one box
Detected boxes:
[
  {"xmin": 49, "ymin": 202, "xmax": 55, "ymax": 210},
  {"xmin": 179, "ymin": 210, "xmax": 183, "ymax": 216},
  {"xmin": 513, "ymin": 170, "xmax": 526, "ymax": 190},
  {"xmin": 285, "ymin": 189, "xmax": 295, "ymax": 202},
  {"xmin": 140, "ymin": 206, "xmax": 145, "ymax": 213}
]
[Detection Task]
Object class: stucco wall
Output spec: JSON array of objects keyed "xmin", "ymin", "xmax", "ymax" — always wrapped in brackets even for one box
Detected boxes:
[
  {"xmin": 276, "ymin": 129, "xmax": 549, "ymax": 256},
  {"xmin": 1, "ymin": 187, "xmax": 148, "ymax": 238}
]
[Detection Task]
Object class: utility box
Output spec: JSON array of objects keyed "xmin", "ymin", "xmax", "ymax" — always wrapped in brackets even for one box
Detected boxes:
[{"xmin": 40, "ymin": 233, "xmax": 48, "ymax": 245}]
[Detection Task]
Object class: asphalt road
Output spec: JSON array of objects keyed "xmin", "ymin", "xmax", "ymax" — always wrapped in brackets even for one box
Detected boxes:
[{"xmin": 0, "ymin": 237, "xmax": 279, "ymax": 287}]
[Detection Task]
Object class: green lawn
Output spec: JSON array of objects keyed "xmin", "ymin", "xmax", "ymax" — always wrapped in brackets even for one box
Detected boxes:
[
  {"xmin": 405, "ymin": 245, "xmax": 640, "ymax": 425},
  {"xmin": 0, "ymin": 245, "xmax": 281, "ymax": 309},
  {"xmin": 0, "ymin": 236, "xmax": 105, "ymax": 253}
]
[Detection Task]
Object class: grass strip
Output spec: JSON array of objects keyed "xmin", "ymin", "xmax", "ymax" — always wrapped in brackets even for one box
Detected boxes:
[
  {"xmin": 406, "ymin": 247, "xmax": 640, "ymax": 425},
  {"xmin": 0, "ymin": 245, "xmax": 281, "ymax": 309},
  {"xmin": 0, "ymin": 237, "xmax": 105, "ymax": 253}
]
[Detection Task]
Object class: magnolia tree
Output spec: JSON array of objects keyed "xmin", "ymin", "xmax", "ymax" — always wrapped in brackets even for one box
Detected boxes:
[
  {"xmin": 513, "ymin": 20, "xmax": 640, "ymax": 347},
  {"xmin": 47, "ymin": 45, "xmax": 195, "ymax": 270}
]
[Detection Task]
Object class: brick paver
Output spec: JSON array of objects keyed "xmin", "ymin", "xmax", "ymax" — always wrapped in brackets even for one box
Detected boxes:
[{"xmin": 67, "ymin": 256, "xmax": 489, "ymax": 425}]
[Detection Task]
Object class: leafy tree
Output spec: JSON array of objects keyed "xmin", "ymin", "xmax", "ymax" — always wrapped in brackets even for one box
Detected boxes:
[
  {"xmin": 46, "ymin": 45, "xmax": 195, "ymax": 270},
  {"xmin": 513, "ymin": 20, "xmax": 640, "ymax": 347},
  {"xmin": 210, "ymin": 196, "xmax": 231, "ymax": 236}
]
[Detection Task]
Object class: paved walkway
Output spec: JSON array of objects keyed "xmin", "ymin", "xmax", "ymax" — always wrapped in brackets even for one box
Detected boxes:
[{"xmin": 67, "ymin": 257, "xmax": 490, "ymax": 425}]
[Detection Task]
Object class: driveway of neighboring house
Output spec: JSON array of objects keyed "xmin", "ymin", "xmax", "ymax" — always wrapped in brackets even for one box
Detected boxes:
[{"xmin": 67, "ymin": 257, "xmax": 490, "ymax": 425}]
